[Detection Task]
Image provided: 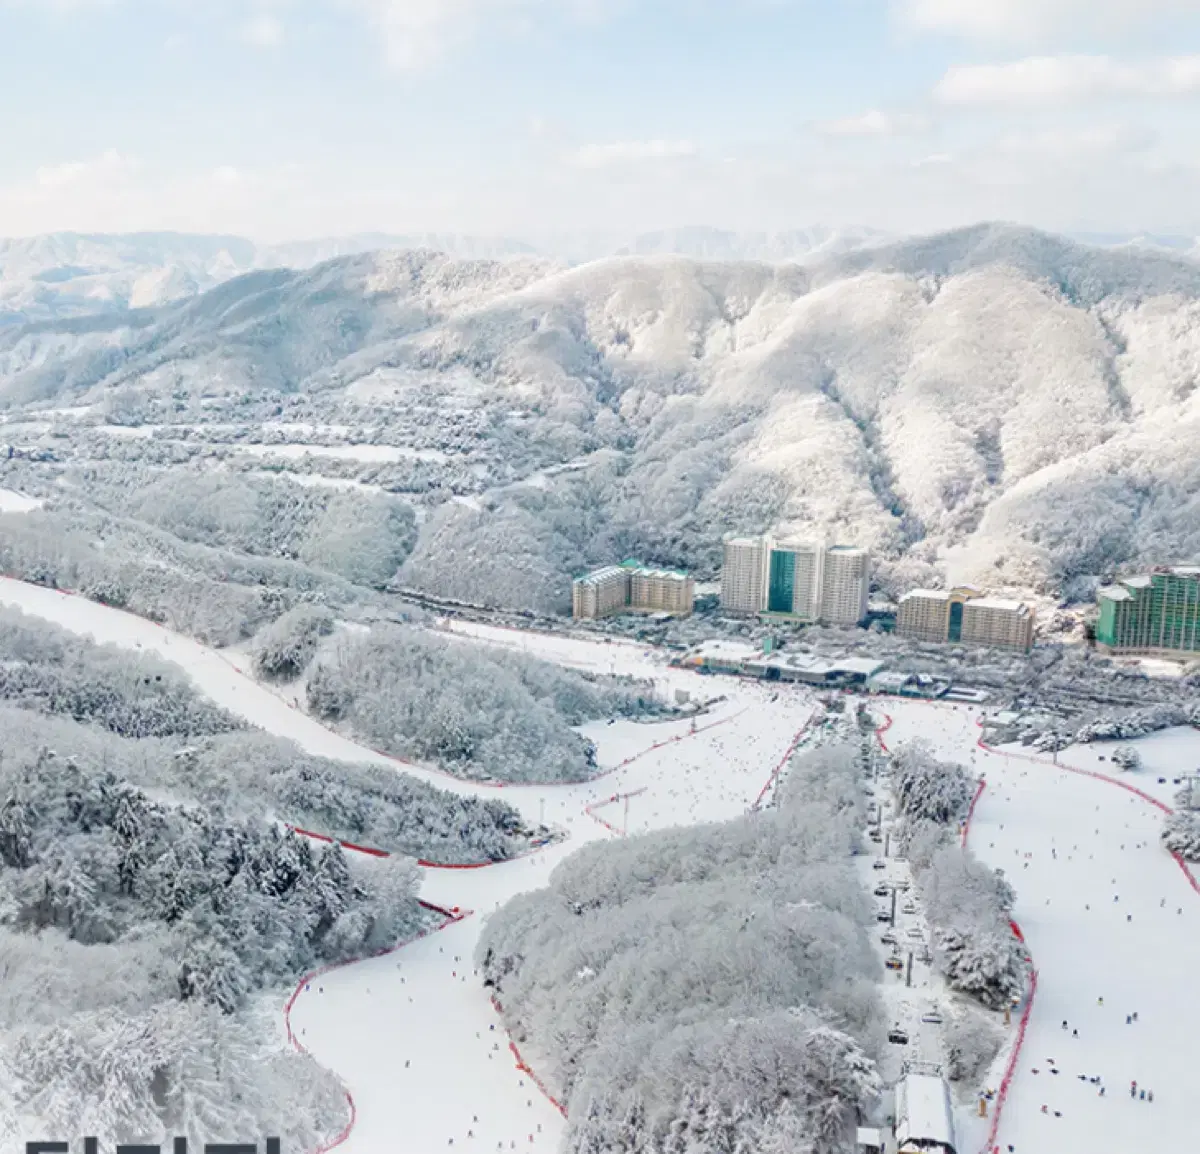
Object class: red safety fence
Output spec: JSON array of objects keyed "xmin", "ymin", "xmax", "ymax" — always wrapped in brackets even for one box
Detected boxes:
[
  {"xmin": 874, "ymin": 713, "xmax": 894, "ymax": 753},
  {"xmin": 751, "ymin": 719, "xmax": 815, "ymax": 811},
  {"xmin": 982, "ymin": 965, "xmax": 1039, "ymax": 1154},
  {"xmin": 490, "ymin": 995, "xmax": 569, "ymax": 1117},
  {"xmin": 585, "ymin": 787, "xmax": 648, "ymax": 836},
  {"xmin": 961, "ymin": 778, "xmax": 987, "ymax": 848}
]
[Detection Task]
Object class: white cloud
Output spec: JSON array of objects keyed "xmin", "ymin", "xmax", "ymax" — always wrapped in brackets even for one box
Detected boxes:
[
  {"xmin": 817, "ymin": 109, "xmax": 929, "ymax": 136},
  {"xmin": 935, "ymin": 54, "xmax": 1200, "ymax": 103},
  {"xmin": 240, "ymin": 13, "xmax": 284, "ymax": 47},
  {"xmin": 348, "ymin": 0, "xmax": 513, "ymax": 69},
  {"xmin": 36, "ymin": 148, "xmax": 132, "ymax": 189},
  {"xmin": 570, "ymin": 139, "xmax": 697, "ymax": 168},
  {"xmin": 997, "ymin": 122, "xmax": 1157, "ymax": 156},
  {"xmin": 899, "ymin": 0, "xmax": 1198, "ymax": 45}
]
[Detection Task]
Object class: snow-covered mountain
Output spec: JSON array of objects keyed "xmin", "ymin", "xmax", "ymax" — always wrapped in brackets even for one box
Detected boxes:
[
  {"xmin": 0, "ymin": 227, "xmax": 891, "ymax": 324},
  {"xmin": 3, "ymin": 222, "xmax": 1200, "ymax": 611}
]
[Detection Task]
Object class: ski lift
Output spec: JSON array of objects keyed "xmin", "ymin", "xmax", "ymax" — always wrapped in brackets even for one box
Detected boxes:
[{"xmin": 887, "ymin": 1027, "xmax": 910, "ymax": 1045}]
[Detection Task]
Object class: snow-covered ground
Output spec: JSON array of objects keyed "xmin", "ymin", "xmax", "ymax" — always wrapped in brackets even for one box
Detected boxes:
[
  {"xmin": 884, "ymin": 699, "xmax": 1200, "ymax": 1154},
  {"xmin": 5, "ymin": 575, "xmax": 1199, "ymax": 1154},
  {"xmin": 0, "ymin": 487, "xmax": 41, "ymax": 513},
  {"xmin": 0, "ymin": 579, "xmax": 814, "ymax": 1154},
  {"xmin": 231, "ymin": 442, "xmax": 449, "ymax": 464}
]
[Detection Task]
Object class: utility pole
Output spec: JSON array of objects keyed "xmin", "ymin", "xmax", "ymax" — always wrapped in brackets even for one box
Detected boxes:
[
  {"xmin": 905, "ymin": 952, "xmax": 913, "ymax": 987},
  {"xmin": 890, "ymin": 888, "xmax": 897, "ymax": 925},
  {"xmin": 884, "ymin": 832, "xmax": 891, "ymax": 857}
]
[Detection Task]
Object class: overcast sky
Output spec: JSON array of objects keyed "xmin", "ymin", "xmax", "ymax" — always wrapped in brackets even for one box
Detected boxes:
[{"xmin": 3, "ymin": 0, "xmax": 1200, "ymax": 241}]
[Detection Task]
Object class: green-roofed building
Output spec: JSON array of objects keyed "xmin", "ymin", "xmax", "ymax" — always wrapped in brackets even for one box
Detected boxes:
[{"xmin": 1096, "ymin": 567, "xmax": 1200, "ymax": 655}]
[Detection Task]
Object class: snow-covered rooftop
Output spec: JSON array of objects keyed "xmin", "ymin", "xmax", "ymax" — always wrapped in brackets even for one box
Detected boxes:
[
  {"xmin": 899, "ymin": 588, "xmax": 950, "ymax": 603},
  {"xmin": 895, "ymin": 1072, "xmax": 956, "ymax": 1152},
  {"xmin": 1098, "ymin": 584, "xmax": 1134, "ymax": 602},
  {"xmin": 968, "ymin": 597, "xmax": 1029, "ymax": 612}
]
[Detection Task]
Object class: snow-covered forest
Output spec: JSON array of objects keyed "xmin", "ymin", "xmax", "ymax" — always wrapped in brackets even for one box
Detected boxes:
[
  {"xmin": 890, "ymin": 741, "xmax": 1027, "ymax": 1010},
  {"xmin": 477, "ymin": 741, "xmax": 884, "ymax": 1154},
  {"xmin": 0, "ymin": 605, "xmax": 563, "ymax": 1145},
  {"xmin": 0, "ymin": 606, "xmax": 535, "ymax": 861},
  {"xmin": 0, "ymin": 741, "xmax": 421, "ymax": 1148},
  {"xmin": 4, "ymin": 225, "xmax": 1200, "ymax": 619},
  {"xmin": 306, "ymin": 624, "xmax": 665, "ymax": 783}
]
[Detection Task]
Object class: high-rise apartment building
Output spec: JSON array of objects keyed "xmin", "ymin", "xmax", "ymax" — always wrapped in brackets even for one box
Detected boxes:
[
  {"xmin": 720, "ymin": 537, "xmax": 769, "ymax": 615},
  {"xmin": 572, "ymin": 562, "xmax": 694, "ymax": 620},
  {"xmin": 896, "ymin": 587, "xmax": 1034, "ymax": 652},
  {"xmin": 720, "ymin": 536, "xmax": 870, "ymax": 626},
  {"xmin": 766, "ymin": 539, "xmax": 824, "ymax": 619},
  {"xmin": 1096, "ymin": 567, "xmax": 1200, "ymax": 655},
  {"xmin": 820, "ymin": 546, "xmax": 871, "ymax": 627}
]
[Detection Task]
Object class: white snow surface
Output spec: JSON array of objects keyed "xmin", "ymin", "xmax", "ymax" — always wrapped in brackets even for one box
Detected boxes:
[
  {"xmin": 883, "ymin": 698, "xmax": 1200, "ymax": 1154},
  {"xmin": 0, "ymin": 487, "xmax": 40, "ymax": 513},
  {"xmin": 4, "ymin": 575, "xmax": 1199, "ymax": 1154},
  {"xmin": 0, "ymin": 581, "xmax": 811, "ymax": 1154}
]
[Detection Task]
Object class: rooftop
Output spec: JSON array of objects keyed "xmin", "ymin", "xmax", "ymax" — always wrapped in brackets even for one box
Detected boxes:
[
  {"xmin": 968, "ymin": 597, "xmax": 1029, "ymax": 612},
  {"xmin": 1099, "ymin": 584, "xmax": 1134, "ymax": 602},
  {"xmin": 896, "ymin": 1073, "xmax": 956, "ymax": 1150}
]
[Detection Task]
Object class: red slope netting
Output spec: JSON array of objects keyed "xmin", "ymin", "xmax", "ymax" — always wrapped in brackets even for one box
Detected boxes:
[
  {"xmin": 585, "ymin": 787, "xmax": 648, "ymax": 836},
  {"xmin": 283, "ymin": 902, "xmax": 471, "ymax": 1152},
  {"xmin": 751, "ymin": 719, "xmax": 815, "ymax": 811},
  {"xmin": 489, "ymin": 996, "xmax": 569, "ymax": 1118},
  {"xmin": 962, "ymin": 778, "xmax": 987, "ymax": 848},
  {"xmin": 959, "ymin": 776, "xmax": 1039, "ymax": 1154},
  {"xmin": 965, "ymin": 718, "xmax": 1200, "ymax": 1151},
  {"xmin": 874, "ymin": 712, "xmax": 894, "ymax": 753}
]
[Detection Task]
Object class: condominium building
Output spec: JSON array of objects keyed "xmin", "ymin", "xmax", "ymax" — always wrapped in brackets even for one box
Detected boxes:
[
  {"xmin": 961, "ymin": 597, "xmax": 1035, "ymax": 652},
  {"xmin": 720, "ymin": 537, "xmax": 769, "ymax": 616},
  {"xmin": 897, "ymin": 587, "xmax": 980, "ymax": 644},
  {"xmin": 572, "ymin": 561, "xmax": 694, "ymax": 620},
  {"xmin": 1096, "ymin": 567, "xmax": 1200, "ymax": 655},
  {"xmin": 820, "ymin": 545, "xmax": 871, "ymax": 627},
  {"xmin": 630, "ymin": 567, "xmax": 695, "ymax": 615},
  {"xmin": 896, "ymin": 586, "xmax": 1034, "ymax": 652},
  {"xmin": 720, "ymin": 535, "xmax": 870, "ymax": 626},
  {"xmin": 572, "ymin": 566, "xmax": 630, "ymax": 620}
]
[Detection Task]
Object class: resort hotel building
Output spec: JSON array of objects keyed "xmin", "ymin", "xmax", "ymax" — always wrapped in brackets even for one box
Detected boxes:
[
  {"xmin": 1096, "ymin": 566, "xmax": 1200, "ymax": 656},
  {"xmin": 719, "ymin": 536, "xmax": 870, "ymax": 627},
  {"xmin": 896, "ymin": 586, "xmax": 1035, "ymax": 652},
  {"xmin": 572, "ymin": 561, "xmax": 695, "ymax": 620}
]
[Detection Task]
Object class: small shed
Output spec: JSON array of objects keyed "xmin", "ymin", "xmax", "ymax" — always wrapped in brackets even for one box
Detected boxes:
[{"xmin": 856, "ymin": 1126, "xmax": 885, "ymax": 1154}]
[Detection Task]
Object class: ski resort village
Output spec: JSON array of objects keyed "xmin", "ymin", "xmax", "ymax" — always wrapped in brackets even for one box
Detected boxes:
[{"xmin": 0, "ymin": 484, "xmax": 1198, "ymax": 1153}]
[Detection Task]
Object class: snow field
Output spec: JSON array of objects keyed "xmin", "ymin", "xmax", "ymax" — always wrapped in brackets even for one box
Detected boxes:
[
  {"xmin": 0, "ymin": 487, "xmax": 41, "ymax": 513},
  {"xmin": 0, "ymin": 577, "xmax": 819, "ymax": 1154},
  {"xmin": 884, "ymin": 700, "xmax": 1200, "ymax": 1154}
]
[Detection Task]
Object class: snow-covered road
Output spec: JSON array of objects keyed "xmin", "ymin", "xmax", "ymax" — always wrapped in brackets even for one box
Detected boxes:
[
  {"xmin": 0, "ymin": 579, "xmax": 814, "ymax": 1154},
  {"xmin": 884, "ymin": 699, "xmax": 1200, "ymax": 1154}
]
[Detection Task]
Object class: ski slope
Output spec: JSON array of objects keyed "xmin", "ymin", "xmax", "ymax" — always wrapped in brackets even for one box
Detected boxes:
[
  {"xmin": 0, "ymin": 578, "xmax": 814, "ymax": 1154},
  {"xmin": 883, "ymin": 699, "xmax": 1200, "ymax": 1154}
]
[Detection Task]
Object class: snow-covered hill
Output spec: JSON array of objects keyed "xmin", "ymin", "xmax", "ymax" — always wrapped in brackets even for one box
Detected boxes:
[{"xmin": 3, "ymin": 222, "xmax": 1200, "ymax": 611}]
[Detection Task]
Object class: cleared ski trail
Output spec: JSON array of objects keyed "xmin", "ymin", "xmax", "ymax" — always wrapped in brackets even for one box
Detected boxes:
[
  {"xmin": 0, "ymin": 578, "xmax": 813, "ymax": 1153},
  {"xmin": 885, "ymin": 700, "xmax": 1200, "ymax": 1154}
]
